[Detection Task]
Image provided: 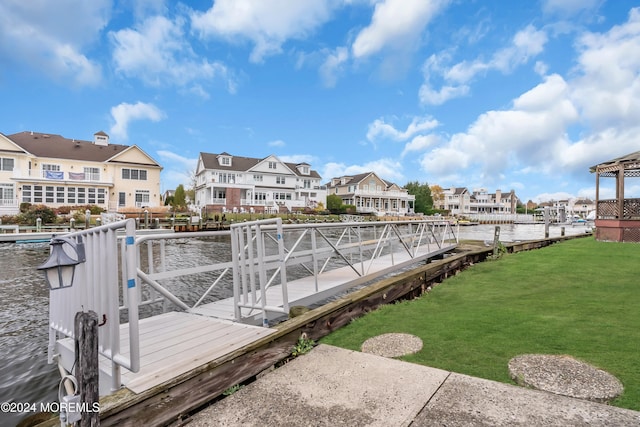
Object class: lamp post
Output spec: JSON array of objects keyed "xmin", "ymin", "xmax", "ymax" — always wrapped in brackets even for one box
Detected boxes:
[{"xmin": 37, "ymin": 236, "xmax": 86, "ymax": 290}]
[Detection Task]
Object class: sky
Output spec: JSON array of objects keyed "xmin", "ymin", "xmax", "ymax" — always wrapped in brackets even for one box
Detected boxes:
[{"xmin": 1, "ymin": 0, "xmax": 639, "ymax": 204}]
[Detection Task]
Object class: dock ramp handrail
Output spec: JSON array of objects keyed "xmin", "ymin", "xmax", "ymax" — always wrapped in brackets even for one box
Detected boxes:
[
  {"xmin": 131, "ymin": 218, "xmax": 457, "ymax": 323},
  {"xmin": 47, "ymin": 219, "xmax": 139, "ymax": 392}
]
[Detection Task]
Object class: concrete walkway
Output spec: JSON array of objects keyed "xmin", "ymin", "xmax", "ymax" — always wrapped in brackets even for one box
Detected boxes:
[{"xmin": 183, "ymin": 344, "xmax": 640, "ymax": 426}]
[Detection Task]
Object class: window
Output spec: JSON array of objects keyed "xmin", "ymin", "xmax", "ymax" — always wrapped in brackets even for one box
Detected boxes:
[
  {"xmin": 42, "ymin": 164, "xmax": 62, "ymax": 180},
  {"xmin": 88, "ymin": 188, "xmax": 96, "ymax": 204},
  {"xmin": 0, "ymin": 158, "xmax": 14, "ymax": 171},
  {"xmin": 68, "ymin": 187, "xmax": 76, "ymax": 204},
  {"xmin": 268, "ymin": 161, "xmax": 276, "ymax": 169},
  {"xmin": 135, "ymin": 190, "xmax": 150, "ymax": 206},
  {"xmin": 274, "ymin": 192, "xmax": 292, "ymax": 200},
  {"xmin": 97, "ymin": 188, "xmax": 106, "ymax": 204},
  {"xmin": 56, "ymin": 187, "xmax": 65, "ymax": 203},
  {"xmin": 215, "ymin": 190, "xmax": 226, "ymax": 199},
  {"xmin": 118, "ymin": 192, "xmax": 126, "ymax": 207},
  {"xmin": 217, "ymin": 173, "xmax": 236, "ymax": 184},
  {"xmin": 253, "ymin": 174, "xmax": 263, "ymax": 182},
  {"xmin": 77, "ymin": 188, "xmax": 86, "ymax": 204},
  {"xmin": 254, "ymin": 192, "xmax": 266, "ymax": 201},
  {"xmin": 84, "ymin": 167, "xmax": 100, "ymax": 181},
  {"xmin": 45, "ymin": 186, "xmax": 55, "ymax": 203},
  {"xmin": 220, "ymin": 157, "xmax": 231, "ymax": 166},
  {"xmin": 301, "ymin": 166, "xmax": 309, "ymax": 174},
  {"xmin": 122, "ymin": 168, "xmax": 147, "ymax": 180},
  {"xmin": 0, "ymin": 183, "xmax": 14, "ymax": 202},
  {"xmin": 276, "ymin": 176, "xmax": 285, "ymax": 185},
  {"xmin": 302, "ymin": 179, "xmax": 311, "ymax": 189}
]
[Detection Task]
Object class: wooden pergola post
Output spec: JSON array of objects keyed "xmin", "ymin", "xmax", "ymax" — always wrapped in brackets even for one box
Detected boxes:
[{"xmin": 617, "ymin": 164, "xmax": 625, "ymax": 219}]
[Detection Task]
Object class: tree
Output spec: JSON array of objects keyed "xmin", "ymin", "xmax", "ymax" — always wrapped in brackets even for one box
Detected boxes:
[
  {"xmin": 186, "ymin": 168, "xmax": 197, "ymax": 203},
  {"xmin": 430, "ymin": 184, "xmax": 444, "ymax": 209},
  {"xmin": 173, "ymin": 184, "xmax": 187, "ymax": 210},
  {"xmin": 404, "ymin": 181, "xmax": 433, "ymax": 214},
  {"xmin": 326, "ymin": 194, "xmax": 343, "ymax": 213}
]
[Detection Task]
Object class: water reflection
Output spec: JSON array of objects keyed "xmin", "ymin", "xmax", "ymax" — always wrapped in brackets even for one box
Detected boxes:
[{"xmin": 0, "ymin": 242, "xmax": 57, "ymax": 427}]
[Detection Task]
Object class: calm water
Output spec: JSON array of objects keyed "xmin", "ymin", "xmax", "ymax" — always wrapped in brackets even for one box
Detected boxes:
[
  {"xmin": 0, "ymin": 223, "xmax": 593, "ymax": 425},
  {"xmin": 456, "ymin": 222, "xmax": 593, "ymax": 242}
]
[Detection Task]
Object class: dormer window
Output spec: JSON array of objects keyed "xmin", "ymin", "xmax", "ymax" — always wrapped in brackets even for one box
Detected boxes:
[
  {"xmin": 220, "ymin": 156, "xmax": 231, "ymax": 166},
  {"xmin": 297, "ymin": 164, "xmax": 310, "ymax": 175}
]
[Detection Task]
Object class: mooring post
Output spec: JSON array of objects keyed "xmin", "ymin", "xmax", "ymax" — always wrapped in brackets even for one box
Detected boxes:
[
  {"xmin": 544, "ymin": 206, "xmax": 550, "ymax": 238},
  {"xmin": 85, "ymin": 209, "xmax": 91, "ymax": 230},
  {"xmin": 561, "ymin": 226, "xmax": 565, "ymax": 237},
  {"xmin": 74, "ymin": 311, "xmax": 99, "ymax": 426},
  {"xmin": 493, "ymin": 226, "xmax": 501, "ymax": 257}
]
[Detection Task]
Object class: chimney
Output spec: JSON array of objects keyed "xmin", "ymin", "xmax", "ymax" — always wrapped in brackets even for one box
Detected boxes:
[{"xmin": 94, "ymin": 131, "xmax": 109, "ymax": 146}]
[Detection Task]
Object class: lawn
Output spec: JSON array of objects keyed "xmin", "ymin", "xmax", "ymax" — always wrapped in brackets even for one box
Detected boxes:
[{"xmin": 320, "ymin": 236, "xmax": 640, "ymax": 410}]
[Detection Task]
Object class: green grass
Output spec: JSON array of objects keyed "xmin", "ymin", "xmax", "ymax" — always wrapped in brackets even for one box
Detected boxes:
[{"xmin": 321, "ymin": 237, "xmax": 640, "ymax": 410}]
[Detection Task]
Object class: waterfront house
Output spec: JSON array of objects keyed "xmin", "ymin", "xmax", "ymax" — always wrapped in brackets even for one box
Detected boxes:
[
  {"xmin": 435, "ymin": 187, "xmax": 518, "ymax": 215},
  {"xmin": 0, "ymin": 131, "xmax": 162, "ymax": 216},
  {"xmin": 568, "ymin": 198, "xmax": 595, "ymax": 218},
  {"xmin": 469, "ymin": 188, "xmax": 518, "ymax": 214},
  {"xmin": 325, "ymin": 172, "xmax": 415, "ymax": 216},
  {"xmin": 437, "ymin": 187, "xmax": 470, "ymax": 214},
  {"xmin": 194, "ymin": 152, "xmax": 326, "ymax": 214}
]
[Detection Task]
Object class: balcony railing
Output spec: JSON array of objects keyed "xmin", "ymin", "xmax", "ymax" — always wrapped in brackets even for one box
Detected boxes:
[
  {"xmin": 0, "ymin": 198, "xmax": 18, "ymax": 207},
  {"xmin": 353, "ymin": 189, "xmax": 414, "ymax": 199},
  {"xmin": 597, "ymin": 198, "xmax": 640, "ymax": 220},
  {"xmin": 13, "ymin": 169, "xmax": 113, "ymax": 183}
]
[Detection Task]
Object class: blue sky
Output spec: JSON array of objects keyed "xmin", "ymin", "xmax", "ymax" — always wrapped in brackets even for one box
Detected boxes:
[{"xmin": 1, "ymin": 0, "xmax": 639, "ymax": 203}]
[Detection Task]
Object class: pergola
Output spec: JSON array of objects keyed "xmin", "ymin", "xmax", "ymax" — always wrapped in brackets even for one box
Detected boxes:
[{"xmin": 590, "ymin": 150, "xmax": 640, "ymax": 242}]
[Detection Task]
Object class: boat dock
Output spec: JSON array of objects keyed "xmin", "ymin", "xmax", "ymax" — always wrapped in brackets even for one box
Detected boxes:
[{"xmin": 44, "ymin": 217, "xmax": 458, "ymax": 412}]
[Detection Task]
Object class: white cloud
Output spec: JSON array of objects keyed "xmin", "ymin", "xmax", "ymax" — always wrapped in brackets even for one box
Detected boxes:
[
  {"xmin": 419, "ymin": 74, "xmax": 579, "ymax": 182},
  {"xmin": 367, "ymin": 116, "xmax": 439, "ymax": 142},
  {"xmin": 268, "ymin": 139, "xmax": 286, "ymax": 147},
  {"xmin": 157, "ymin": 150, "xmax": 198, "ymax": 191},
  {"xmin": 570, "ymin": 7, "xmax": 640, "ymax": 131},
  {"xmin": 319, "ymin": 46, "xmax": 349, "ymax": 87},
  {"xmin": 0, "ymin": 0, "xmax": 108, "ymax": 85},
  {"xmin": 191, "ymin": 0, "xmax": 336, "ymax": 63},
  {"xmin": 420, "ymin": 25, "xmax": 548, "ymax": 105},
  {"xmin": 156, "ymin": 150, "xmax": 197, "ymax": 170},
  {"xmin": 109, "ymin": 102, "xmax": 166, "ymax": 140},
  {"xmin": 110, "ymin": 15, "xmax": 236, "ymax": 94},
  {"xmin": 401, "ymin": 134, "xmax": 439, "ymax": 157},
  {"xmin": 351, "ymin": 0, "xmax": 449, "ymax": 59}
]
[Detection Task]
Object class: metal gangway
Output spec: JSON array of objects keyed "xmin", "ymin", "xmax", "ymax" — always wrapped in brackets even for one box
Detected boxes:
[{"xmin": 47, "ymin": 218, "xmax": 457, "ymax": 395}]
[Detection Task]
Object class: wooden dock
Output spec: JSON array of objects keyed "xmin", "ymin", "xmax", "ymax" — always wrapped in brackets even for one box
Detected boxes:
[
  {"xmin": 56, "ymin": 241, "xmax": 455, "ymax": 396},
  {"xmin": 56, "ymin": 311, "xmax": 275, "ymax": 395}
]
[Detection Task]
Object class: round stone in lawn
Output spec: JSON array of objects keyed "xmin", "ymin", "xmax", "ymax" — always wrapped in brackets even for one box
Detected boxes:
[
  {"xmin": 508, "ymin": 354, "xmax": 623, "ymax": 403},
  {"xmin": 361, "ymin": 333, "xmax": 423, "ymax": 358}
]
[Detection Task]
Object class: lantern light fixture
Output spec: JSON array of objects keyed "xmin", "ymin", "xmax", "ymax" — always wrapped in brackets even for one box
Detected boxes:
[{"xmin": 37, "ymin": 236, "xmax": 86, "ymax": 290}]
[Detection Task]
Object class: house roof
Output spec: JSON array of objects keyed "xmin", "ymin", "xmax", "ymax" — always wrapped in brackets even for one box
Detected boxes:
[
  {"xmin": 7, "ymin": 131, "xmax": 130, "ymax": 162},
  {"xmin": 328, "ymin": 172, "xmax": 402, "ymax": 190},
  {"xmin": 590, "ymin": 150, "xmax": 640, "ymax": 176},
  {"xmin": 200, "ymin": 152, "xmax": 322, "ymax": 179}
]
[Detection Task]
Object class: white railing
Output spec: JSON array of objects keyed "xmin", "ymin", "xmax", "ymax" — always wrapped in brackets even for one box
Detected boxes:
[
  {"xmin": 230, "ymin": 219, "xmax": 288, "ymax": 326},
  {"xmin": 13, "ymin": 169, "xmax": 113, "ymax": 183},
  {"xmin": 132, "ymin": 219, "xmax": 457, "ymax": 325},
  {"xmin": 48, "ymin": 219, "xmax": 139, "ymax": 392},
  {"xmin": 0, "ymin": 198, "xmax": 17, "ymax": 207}
]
